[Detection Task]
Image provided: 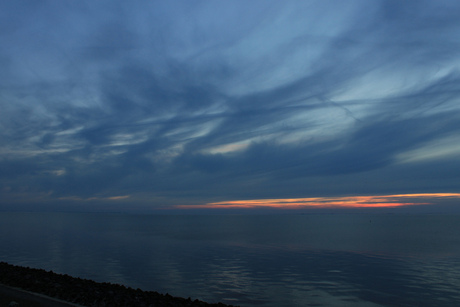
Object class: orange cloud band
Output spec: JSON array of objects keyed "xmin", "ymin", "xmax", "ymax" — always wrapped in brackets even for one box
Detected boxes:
[{"xmin": 175, "ymin": 193, "xmax": 460, "ymax": 209}]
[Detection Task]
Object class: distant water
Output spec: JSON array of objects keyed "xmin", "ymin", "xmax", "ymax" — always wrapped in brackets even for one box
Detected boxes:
[{"xmin": 1, "ymin": 212, "xmax": 460, "ymax": 306}]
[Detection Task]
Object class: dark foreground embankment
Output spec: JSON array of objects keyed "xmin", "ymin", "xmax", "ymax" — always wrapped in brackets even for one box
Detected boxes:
[{"xmin": 0, "ymin": 262, "xmax": 236, "ymax": 307}]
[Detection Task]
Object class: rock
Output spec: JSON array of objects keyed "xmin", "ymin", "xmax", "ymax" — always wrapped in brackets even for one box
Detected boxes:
[{"xmin": 0, "ymin": 262, "xmax": 237, "ymax": 307}]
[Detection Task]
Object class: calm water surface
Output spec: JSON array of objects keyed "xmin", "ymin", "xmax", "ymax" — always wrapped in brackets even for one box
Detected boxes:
[{"xmin": 1, "ymin": 213, "xmax": 460, "ymax": 306}]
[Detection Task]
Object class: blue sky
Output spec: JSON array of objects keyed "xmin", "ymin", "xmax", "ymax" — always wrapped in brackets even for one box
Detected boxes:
[{"xmin": 1, "ymin": 1, "xmax": 460, "ymax": 212}]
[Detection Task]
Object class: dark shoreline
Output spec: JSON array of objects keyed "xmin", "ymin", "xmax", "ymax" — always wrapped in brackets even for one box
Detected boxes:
[{"xmin": 0, "ymin": 262, "xmax": 236, "ymax": 307}]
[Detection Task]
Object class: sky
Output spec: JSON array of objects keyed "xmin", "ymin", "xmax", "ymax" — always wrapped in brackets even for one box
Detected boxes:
[{"xmin": 1, "ymin": 0, "xmax": 460, "ymax": 213}]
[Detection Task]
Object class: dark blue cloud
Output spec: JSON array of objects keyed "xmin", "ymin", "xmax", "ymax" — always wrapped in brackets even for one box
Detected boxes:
[{"xmin": 1, "ymin": 0, "xmax": 460, "ymax": 210}]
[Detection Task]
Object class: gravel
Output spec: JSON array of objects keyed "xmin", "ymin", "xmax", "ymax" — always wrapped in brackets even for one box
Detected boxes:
[{"xmin": 0, "ymin": 262, "xmax": 236, "ymax": 307}]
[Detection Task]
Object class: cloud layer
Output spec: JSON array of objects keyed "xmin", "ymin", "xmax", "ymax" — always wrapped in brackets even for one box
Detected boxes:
[{"xmin": 1, "ymin": 1, "xmax": 460, "ymax": 211}]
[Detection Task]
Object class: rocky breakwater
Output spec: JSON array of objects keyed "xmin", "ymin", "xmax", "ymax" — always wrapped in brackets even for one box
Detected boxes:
[{"xmin": 0, "ymin": 262, "xmax": 236, "ymax": 307}]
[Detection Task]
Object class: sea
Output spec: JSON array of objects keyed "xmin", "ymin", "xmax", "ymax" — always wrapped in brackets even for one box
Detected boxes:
[{"xmin": 1, "ymin": 212, "xmax": 459, "ymax": 306}]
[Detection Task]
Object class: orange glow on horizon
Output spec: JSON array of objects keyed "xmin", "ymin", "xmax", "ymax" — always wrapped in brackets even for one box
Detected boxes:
[{"xmin": 174, "ymin": 193, "xmax": 460, "ymax": 210}]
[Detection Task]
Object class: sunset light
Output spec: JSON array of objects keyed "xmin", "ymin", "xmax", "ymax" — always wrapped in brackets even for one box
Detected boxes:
[
  {"xmin": 176, "ymin": 193, "xmax": 460, "ymax": 210},
  {"xmin": 2, "ymin": 2, "xmax": 460, "ymax": 306}
]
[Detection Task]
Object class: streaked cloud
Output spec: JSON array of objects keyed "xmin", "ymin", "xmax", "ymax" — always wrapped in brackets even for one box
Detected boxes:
[
  {"xmin": 176, "ymin": 194, "xmax": 460, "ymax": 210},
  {"xmin": 1, "ymin": 1, "xmax": 460, "ymax": 211},
  {"xmin": 58, "ymin": 195, "xmax": 131, "ymax": 202}
]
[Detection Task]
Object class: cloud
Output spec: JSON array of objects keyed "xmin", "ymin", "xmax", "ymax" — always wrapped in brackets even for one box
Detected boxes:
[
  {"xmin": 1, "ymin": 1, "xmax": 460, "ymax": 211},
  {"xmin": 174, "ymin": 193, "xmax": 460, "ymax": 210}
]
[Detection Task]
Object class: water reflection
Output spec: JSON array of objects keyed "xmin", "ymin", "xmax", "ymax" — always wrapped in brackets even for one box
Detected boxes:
[{"xmin": 1, "ymin": 213, "xmax": 460, "ymax": 306}]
